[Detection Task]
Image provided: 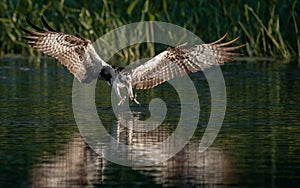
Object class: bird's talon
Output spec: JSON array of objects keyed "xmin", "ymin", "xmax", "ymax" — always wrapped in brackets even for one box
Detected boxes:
[
  {"xmin": 118, "ymin": 96, "xmax": 126, "ymax": 106},
  {"xmin": 129, "ymin": 95, "xmax": 140, "ymax": 105}
]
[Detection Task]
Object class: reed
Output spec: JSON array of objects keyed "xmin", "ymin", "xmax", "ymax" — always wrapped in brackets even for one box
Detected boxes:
[{"xmin": 0, "ymin": 0, "xmax": 299, "ymax": 61}]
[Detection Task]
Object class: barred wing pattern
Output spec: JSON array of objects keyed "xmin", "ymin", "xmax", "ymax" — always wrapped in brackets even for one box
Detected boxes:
[
  {"xmin": 129, "ymin": 33, "xmax": 245, "ymax": 89},
  {"xmin": 21, "ymin": 17, "xmax": 108, "ymax": 83},
  {"xmin": 21, "ymin": 17, "xmax": 245, "ymax": 104}
]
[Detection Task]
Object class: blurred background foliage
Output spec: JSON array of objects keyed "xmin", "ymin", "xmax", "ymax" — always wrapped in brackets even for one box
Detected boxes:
[{"xmin": 0, "ymin": 0, "xmax": 299, "ymax": 61}]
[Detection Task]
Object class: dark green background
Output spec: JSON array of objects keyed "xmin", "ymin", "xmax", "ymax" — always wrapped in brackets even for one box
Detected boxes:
[{"xmin": 0, "ymin": 0, "xmax": 299, "ymax": 60}]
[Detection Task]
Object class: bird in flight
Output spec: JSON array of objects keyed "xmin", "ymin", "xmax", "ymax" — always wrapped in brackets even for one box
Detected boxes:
[{"xmin": 21, "ymin": 17, "xmax": 245, "ymax": 105}]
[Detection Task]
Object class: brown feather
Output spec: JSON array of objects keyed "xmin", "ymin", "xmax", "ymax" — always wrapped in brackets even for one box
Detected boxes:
[
  {"xmin": 128, "ymin": 34, "xmax": 245, "ymax": 89},
  {"xmin": 21, "ymin": 17, "xmax": 104, "ymax": 83}
]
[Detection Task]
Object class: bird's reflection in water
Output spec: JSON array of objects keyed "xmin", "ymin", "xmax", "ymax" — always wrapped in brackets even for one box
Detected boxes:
[
  {"xmin": 30, "ymin": 114, "xmax": 240, "ymax": 187},
  {"xmin": 134, "ymin": 144, "xmax": 240, "ymax": 186},
  {"xmin": 30, "ymin": 135, "xmax": 105, "ymax": 187},
  {"xmin": 116, "ymin": 114, "xmax": 240, "ymax": 185},
  {"xmin": 114, "ymin": 111, "xmax": 170, "ymax": 145}
]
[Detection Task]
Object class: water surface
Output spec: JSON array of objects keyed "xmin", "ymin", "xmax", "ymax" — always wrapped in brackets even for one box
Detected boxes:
[{"xmin": 0, "ymin": 58, "xmax": 299, "ymax": 187}]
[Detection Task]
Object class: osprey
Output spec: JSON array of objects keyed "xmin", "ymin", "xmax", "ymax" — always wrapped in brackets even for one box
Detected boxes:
[{"xmin": 21, "ymin": 17, "xmax": 245, "ymax": 105}]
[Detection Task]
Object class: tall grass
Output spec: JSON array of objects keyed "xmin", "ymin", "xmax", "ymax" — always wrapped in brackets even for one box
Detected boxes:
[{"xmin": 0, "ymin": 0, "xmax": 299, "ymax": 61}]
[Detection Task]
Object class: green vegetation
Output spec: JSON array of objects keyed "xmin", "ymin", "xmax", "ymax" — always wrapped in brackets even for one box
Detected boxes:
[{"xmin": 0, "ymin": 0, "xmax": 299, "ymax": 61}]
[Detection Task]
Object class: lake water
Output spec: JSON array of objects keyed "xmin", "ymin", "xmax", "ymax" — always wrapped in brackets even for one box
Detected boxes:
[{"xmin": 0, "ymin": 58, "xmax": 299, "ymax": 187}]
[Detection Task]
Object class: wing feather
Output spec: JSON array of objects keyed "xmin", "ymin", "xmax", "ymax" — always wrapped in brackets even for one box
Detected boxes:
[
  {"xmin": 21, "ymin": 17, "xmax": 108, "ymax": 83},
  {"xmin": 127, "ymin": 34, "xmax": 245, "ymax": 89}
]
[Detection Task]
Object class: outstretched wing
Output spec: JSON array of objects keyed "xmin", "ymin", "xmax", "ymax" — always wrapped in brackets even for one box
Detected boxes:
[
  {"xmin": 127, "ymin": 33, "xmax": 245, "ymax": 89},
  {"xmin": 21, "ymin": 16, "xmax": 109, "ymax": 83}
]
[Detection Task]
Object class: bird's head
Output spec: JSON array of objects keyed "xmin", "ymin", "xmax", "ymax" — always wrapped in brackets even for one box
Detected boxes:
[{"xmin": 98, "ymin": 66, "xmax": 114, "ymax": 86}]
